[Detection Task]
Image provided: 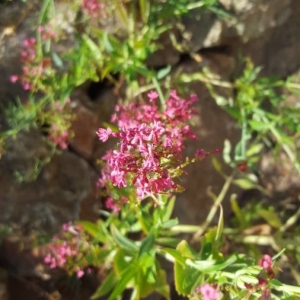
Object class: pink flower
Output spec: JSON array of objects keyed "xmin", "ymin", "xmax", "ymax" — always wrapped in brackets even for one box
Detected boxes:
[
  {"xmin": 147, "ymin": 91, "xmax": 158, "ymax": 101},
  {"xmin": 22, "ymin": 81, "xmax": 31, "ymax": 90},
  {"xmin": 96, "ymin": 127, "xmax": 112, "ymax": 142},
  {"xmin": 48, "ymin": 125, "xmax": 69, "ymax": 149},
  {"xmin": 44, "ymin": 223, "xmax": 88, "ymax": 277},
  {"xmin": 81, "ymin": 0, "xmax": 106, "ymax": 18},
  {"xmin": 97, "ymin": 90, "xmax": 208, "ymax": 200},
  {"xmin": 10, "ymin": 75, "xmax": 19, "ymax": 83},
  {"xmin": 105, "ymin": 197, "xmax": 121, "ymax": 213},
  {"xmin": 258, "ymin": 255, "xmax": 272, "ymax": 270},
  {"xmin": 17, "ymin": 36, "xmax": 54, "ymax": 91},
  {"xmin": 44, "ymin": 242, "xmax": 76, "ymax": 269},
  {"xmin": 37, "ymin": 25, "xmax": 56, "ymax": 40},
  {"xmin": 76, "ymin": 269, "xmax": 84, "ymax": 278},
  {"xmin": 196, "ymin": 284, "xmax": 221, "ymax": 300},
  {"xmin": 258, "ymin": 289, "xmax": 271, "ymax": 300},
  {"xmin": 196, "ymin": 149, "xmax": 206, "ymax": 159},
  {"xmin": 22, "ymin": 37, "xmax": 36, "ymax": 47}
]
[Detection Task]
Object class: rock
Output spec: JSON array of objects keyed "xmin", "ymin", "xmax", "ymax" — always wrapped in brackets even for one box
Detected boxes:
[
  {"xmin": 146, "ymin": 29, "xmax": 181, "ymax": 67},
  {"xmin": 0, "ymin": 129, "xmax": 94, "ymax": 234},
  {"xmin": 0, "ymin": 284, "xmax": 9, "ymax": 300},
  {"xmin": 259, "ymin": 148, "xmax": 300, "ymax": 195},
  {"xmin": 219, "ymin": 0, "xmax": 256, "ymax": 12},
  {"xmin": 230, "ymin": 0, "xmax": 291, "ymax": 42},
  {"xmin": 181, "ymin": 0, "xmax": 292, "ymax": 52},
  {"xmin": 70, "ymin": 103, "xmax": 99, "ymax": 160},
  {"xmin": 181, "ymin": 9, "xmax": 224, "ymax": 52},
  {"xmin": 236, "ymin": 0, "xmax": 300, "ymax": 77},
  {"xmin": 171, "ymin": 54, "xmax": 241, "ymax": 225}
]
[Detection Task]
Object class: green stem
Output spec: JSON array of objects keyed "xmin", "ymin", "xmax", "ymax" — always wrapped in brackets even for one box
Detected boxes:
[
  {"xmin": 240, "ymin": 108, "xmax": 247, "ymax": 160},
  {"xmin": 152, "ymin": 77, "xmax": 165, "ymax": 110},
  {"xmin": 259, "ymin": 114, "xmax": 300, "ymax": 173},
  {"xmin": 192, "ymin": 171, "xmax": 235, "ymax": 241}
]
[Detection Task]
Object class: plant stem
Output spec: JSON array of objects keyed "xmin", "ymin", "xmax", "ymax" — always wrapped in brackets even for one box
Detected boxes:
[
  {"xmin": 152, "ymin": 77, "xmax": 166, "ymax": 109},
  {"xmin": 192, "ymin": 172, "xmax": 235, "ymax": 241}
]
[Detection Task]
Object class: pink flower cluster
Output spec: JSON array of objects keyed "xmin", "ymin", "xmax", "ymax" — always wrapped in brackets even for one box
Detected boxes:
[
  {"xmin": 97, "ymin": 90, "xmax": 200, "ymax": 200},
  {"xmin": 49, "ymin": 124, "xmax": 69, "ymax": 149},
  {"xmin": 10, "ymin": 37, "xmax": 37, "ymax": 90},
  {"xmin": 81, "ymin": 0, "xmax": 106, "ymax": 18},
  {"xmin": 44, "ymin": 223, "xmax": 86, "ymax": 278},
  {"xmin": 245, "ymin": 254, "xmax": 274, "ymax": 300},
  {"xmin": 47, "ymin": 99, "xmax": 71, "ymax": 149},
  {"xmin": 37, "ymin": 26, "xmax": 56, "ymax": 40},
  {"xmin": 105, "ymin": 196, "xmax": 128, "ymax": 213},
  {"xmin": 10, "ymin": 36, "xmax": 54, "ymax": 91},
  {"xmin": 44, "ymin": 241, "xmax": 77, "ymax": 269},
  {"xmin": 21, "ymin": 37, "xmax": 37, "ymax": 63},
  {"xmin": 196, "ymin": 283, "xmax": 220, "ymax": 300}
]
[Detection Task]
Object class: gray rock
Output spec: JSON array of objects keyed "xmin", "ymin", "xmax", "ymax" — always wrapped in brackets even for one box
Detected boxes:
[
  {"xmin": 181, "ymin": 0, "xmax": 292, "ymax": 52},
  {"xmin": 0, "ymin": 129, "xmax": 94, "ymax": 234}
]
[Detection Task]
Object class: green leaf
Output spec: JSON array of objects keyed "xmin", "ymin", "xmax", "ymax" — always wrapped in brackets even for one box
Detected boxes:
[
  {"xmin": 91, "ymin": 270, "xmax": 118, "ymax": 299},
  {"xmin": 82, "ymin": 34, "xmax": 102, "ymax": 61},
  {"xmin": 111, "ymin": 225, "xmax": 138, "ymax": 252},
  {"xmin": 162, "ymin": 196, "xmax": 176, "ymax": 222},
  {"xmin": 203, "ymin": 227, "xmax": 218, "ymax": 244},
  {"xmin": 177, "ymin": 240, "xmax": 196, "ymax": 259},
  {"xmin": 246, "ymin": 143, "xmax": 264, "ymax": 157},
  {"xmin": 174, "ymin": 259, "xmax": 199, "ymax": 296},
  {"xmin": 162, "ymin": 248, "xmax": 186, "ymax": 266},
  {"xmin": 258, "ymin": 209, "xmax": 282, "ymax": 228},
  {"xmin": 272, "ymin": 282, "xmax": 300, "ymax": 295},
  {"xmin": 215, "ymin": 205, "xmax": 224, "ymax": 242},
  {"xmin": 114, "ymin": 1, "xmax": 128, "ymax": 25},
  {"xmin": 272, "ymin": 249, "xmax": 285, "ymax": 261},
  {"xmin": 201, "ymin": 242, "xmax": 212, "ymax": 260},
  {"xmin": 155, "ymin": 237, "xmax": 180, "ymax": 248},
  {"xmin": 223, "ymin": 139, "xmax": 232, "ymax": 164},
  {"xmin": 224, "ymin": 107, "xmax": 240, "ymax": 119},
  {"xmin": 138, "ymin": 233, "xmax": 155, "ymax": 258},
  {"xmin": 270, "ymin": 278, "xmax": 283, "ymax": 287},
  {"xmin": 236, "ymin": 274, "xmax": 259, "ymax": 288},
  {"xmin": 157, "ymin": 65, "xmax": 171, "ymax": 80},
  {"xmin": 51, "ymin": 52, "xmax": 63, "ymax": 68},
  {"xmin": 212, "ymin": 157, "xmax": 223, "ymax": 175},
  {"xmin": 114, "ymin": 249, "xmax": 131, "ymax": 275},
  {"xmin": 233, "ymin": 179, "xmax": 258, "ymax": 189},
  {"xmin": 80, "ymin": 221, "xmax": 100, "ymax": 238},
  {"xmin": 214, "ymin": 94, "xmax": 229, "ymax": 106},
  {"xmin": 248, "ymin": 120, "xmax": 270, "ymax": 131},
  {"xmin": 185, "ymin": 258, "xmax": 216, "ymax": 271},
  {"xmin": 230, "ymin": 196, "xmax": 246, "ymax": 228},
  {"xmin": 174, "ymin": 240, "xmax": 199, "ymax": 295},
  {"xmin": 140, "ymin": 253, "xmax": 155, "ymax": 270},
  {"xmin": 162, "ymin": 218, "xmax": 178, "ymax": 229},
  {"xmin": 103, "ymin": 32, "xmax": 114, "ymax": 52},
  {"xmin": 138, "ymin": 266, "xmax": 170, "ymax": 299},
  {"xmin": 139, "ymin": 0, "xmax": 150, "ymax": 23},
  {"xmin": 108, "ymin": 266, "xmax": 136, "ymax": 300}
]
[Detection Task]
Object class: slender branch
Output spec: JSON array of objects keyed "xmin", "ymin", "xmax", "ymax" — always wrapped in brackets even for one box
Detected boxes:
[{"xmin": 192, "ymin": 172, "xmax": 235, "ymax": 241}]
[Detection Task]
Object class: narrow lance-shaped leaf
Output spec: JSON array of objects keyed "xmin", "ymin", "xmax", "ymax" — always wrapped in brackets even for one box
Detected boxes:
[
  {"xmin": 108, "ymin": 266, "xmax": 136, "ymax": 300},
  {"xmin": 91, "ymin": 270, "xmax": 118, "ymax": 299},
  {"xmin": 111, "ymin": 225, "xmax": 138, "ymax": 252}
]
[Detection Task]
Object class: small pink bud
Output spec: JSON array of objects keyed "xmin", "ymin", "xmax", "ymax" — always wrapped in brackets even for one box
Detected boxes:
[
  {"xmin": 10, "ymin": 75, "xmax": 19, "ymax": 83},
  {"xmin": 76, "ymin": 269, "xmax": 84, "ymax": 278},
  {"xmin": 196, "ymin": 149, "xmax": 206, "ymax": 159}
]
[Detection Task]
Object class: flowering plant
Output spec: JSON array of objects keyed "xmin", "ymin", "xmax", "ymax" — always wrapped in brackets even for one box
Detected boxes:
[{"xmin": 44, "ymin": 90, "xmax": 300, "ymax": 300}]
